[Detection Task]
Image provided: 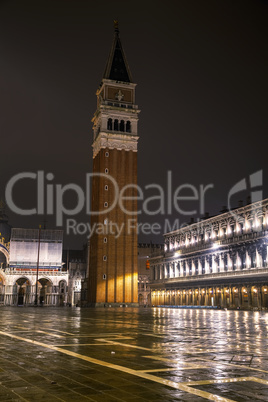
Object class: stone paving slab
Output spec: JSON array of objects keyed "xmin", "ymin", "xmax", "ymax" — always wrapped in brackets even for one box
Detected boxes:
[{"xmin": 0, "ymin": 307, "xmax": 267, "ymax": 401}]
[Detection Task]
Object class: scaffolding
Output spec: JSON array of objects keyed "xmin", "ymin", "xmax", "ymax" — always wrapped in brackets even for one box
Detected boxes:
[{"xmin": 9, "ymin": 228, "xmax": 63, "ymax": 269}]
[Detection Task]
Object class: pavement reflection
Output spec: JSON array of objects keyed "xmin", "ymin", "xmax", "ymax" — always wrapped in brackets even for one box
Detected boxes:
[{"xmin": 0, "ymin": 307, "xmax": 267, "ymax": 401}]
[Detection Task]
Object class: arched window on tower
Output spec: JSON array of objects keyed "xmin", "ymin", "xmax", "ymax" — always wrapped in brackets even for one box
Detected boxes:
[
  {"xmin": 126, "ymin": 121, "xmax": 131, "ymax": 133},
  {"xmin": 107, "ymin": 118, "xmax": 112, "ymax": 131},
  {"xmin": 120, "ymin": 120, "xmax": 125, "ymax": 132},
  {"xmin": 114, "ymin": 119, "xmax": 119, "ymax": 131}
]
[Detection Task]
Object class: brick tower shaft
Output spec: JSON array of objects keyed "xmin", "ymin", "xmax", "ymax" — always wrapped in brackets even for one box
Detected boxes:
[{"xmin": 88, "ymin": 22, "xmax": 140, "ymax": 306}]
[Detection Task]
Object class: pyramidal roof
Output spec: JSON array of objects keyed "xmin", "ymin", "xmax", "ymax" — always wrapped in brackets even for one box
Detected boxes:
[{"xmin": 103, "ymin": 21, "xmax": 133, "ymax": 83}]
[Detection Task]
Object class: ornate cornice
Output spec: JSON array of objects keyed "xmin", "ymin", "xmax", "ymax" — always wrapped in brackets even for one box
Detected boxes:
[
  {"xmin": 165, "ymin": 198, "xmax": 268, "ymax": 239},
  {"xmin": 92, "ymin": 132, "xmax": 139, "ymax": 158}
]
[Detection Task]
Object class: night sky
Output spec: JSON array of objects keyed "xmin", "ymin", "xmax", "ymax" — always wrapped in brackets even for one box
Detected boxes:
[{"xmin": 0, "ymin": 0, "xmax": 267, "ymax": 248}]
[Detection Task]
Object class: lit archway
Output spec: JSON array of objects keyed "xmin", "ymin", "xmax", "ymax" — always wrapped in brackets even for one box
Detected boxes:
[
  {"xmin": 15, "ymin": 277, "xmax": 32, "ymax": 306},
  {"xmin": 38, "ymin": 278, "xmax": 53, "ymax": 305},
  {"xmin": 59, "ymin": 280, "xmax": 68, "ymax": 306}
]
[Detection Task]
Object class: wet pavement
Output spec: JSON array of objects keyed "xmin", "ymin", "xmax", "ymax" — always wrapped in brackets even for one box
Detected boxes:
[{"xmin": 0, "ymin": 307, "xmax": 267, "ymax": 401}]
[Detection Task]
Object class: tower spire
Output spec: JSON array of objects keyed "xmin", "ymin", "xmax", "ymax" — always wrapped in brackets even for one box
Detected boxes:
[
  {"xmin": 103, "ymin": 21, "xmax": 133, "ymax": 83},
  {"xmin": 114, "ymin": 20, "xmax": 119, "ymax": 33}
]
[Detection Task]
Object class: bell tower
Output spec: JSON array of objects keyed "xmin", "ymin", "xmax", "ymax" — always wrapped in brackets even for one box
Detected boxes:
[{"xmin": 88, "ymin": 22, "xmax": 140, "ymax": 306}]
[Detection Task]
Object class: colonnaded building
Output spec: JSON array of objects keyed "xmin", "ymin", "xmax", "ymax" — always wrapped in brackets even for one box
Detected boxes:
[
  {"xmin": 0, "ymin": 207, "xmax": 68, "ymax": 306},
  {"xmin": 150, "ymin": 198, "xmax": 268, "ymax": 310}
]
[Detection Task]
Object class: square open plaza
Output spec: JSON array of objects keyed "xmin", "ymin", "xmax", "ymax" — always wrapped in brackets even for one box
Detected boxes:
[
  {"xmin": 0, "ymin": 307, "xmax": 267, "ymax": 402},
  {"xmin": 1, "ymin": 5, "xmax": 268, "ymax": 402}
]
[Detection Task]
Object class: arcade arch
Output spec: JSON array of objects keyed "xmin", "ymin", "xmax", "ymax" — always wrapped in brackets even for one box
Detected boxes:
[
  {"xmin": 38, "ymin": 278, "xmax": 53, "ymax": 305},
  {"xmin": 59, "ymin": 280, "xmax": 68, "ymax": 306},
  {"xmin": 0, "ymin": 275, "xmax": 5, "ymax": 303},
  {"xmin": 14, "ymin": 277, "xmax": 32, "ymax": 306},
  {"xmin": 0, "ymin": 245, "xmax": 9, "ymax": 267}
]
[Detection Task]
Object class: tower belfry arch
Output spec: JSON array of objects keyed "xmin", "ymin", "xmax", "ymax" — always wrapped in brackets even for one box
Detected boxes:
[{"xmin": 88, "ymin": 22, "xmax": 140, "ymax": 306}]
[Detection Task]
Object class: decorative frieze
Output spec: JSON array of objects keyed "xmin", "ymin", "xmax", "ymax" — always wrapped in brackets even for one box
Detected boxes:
[{"xmin": 92, "ymin": 132, "xmax": 138, "ymax": 158}]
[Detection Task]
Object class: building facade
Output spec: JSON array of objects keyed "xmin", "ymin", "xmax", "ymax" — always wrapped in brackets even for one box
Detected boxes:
[
  {"xmin": 0, "ymin": 228, "xmax": 68, "ymax": 306},
  {"xmin": 138, "ymin": 243, "xmax": 163, "ymax": 307},
  {"xmin": 88, "ymin": 22, "xmax": 140, "ymax": 306},
  {"xmin": 64, "ymin": 248, "xmax": 88, "ymax": 306},
  {"xmin": 150, "ymin": 199, "xmax": 268, "ymax": 310}
]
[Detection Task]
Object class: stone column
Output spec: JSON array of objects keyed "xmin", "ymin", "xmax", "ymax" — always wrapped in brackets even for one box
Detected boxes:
[
  {"xmin": 231, "ymin": 251, "xmax": 237, "ymax": 271},
  {"xmin": 169, "ymin": 263, "xmax": 173, "ymax": 279},
  {"xmin": 229, "ymin": 286, "xmax": 233, "ymax": 307},
  {"xmin": 198, "ymin": 288, "xmax": 201, "ymax": 306},
  {"xmin": 262, "ymin": 245, "xmax": 267, "ymax": 268},
  {"xmin": 249, "ymin": 247, "xmax": 256, "ymax": 268},
  {"xmin": 198, "ymin": 258, "xmax": 202, "ymax": 275},
  {"xmin": 191, "ymin": 289, "xmax": 194, "ymax": 305},
  {"xmin": 189, "ymin": 290, "xmax": 192, "ymax": 305},
  {"xmin": 165, "ymin": 264, "xmax": 168, "ymax": 278},
  {"xmin": 219, "ymin": 253, "xmax": 225, "ymax": 272},
  {"xmin": 185, "ymin": 261, "xmax": 189, "ymax": 276},
  {"xmin": 189, "ymin": 260, "xmax": 193, "ymax": 276},
  {"xmin": 174, "ymin": 290, "xmax": 177, "ymax": 305},
  {"xmin": 257, "ymin": 286, "xmax": 262, "ymax": 309},
  {"xmin": 175, "ymin": 262, "xmax": 179, "ymax": 277},
  {"xmin": 225, "ymin": 288, "xmax": 229, "ymax": 307},
  {"xmin": 195, "ymin": 259, "xmax": 199, "ymax": 275},
  {"xmin": 213, "ymin": 287, "xmax": 216, "ymax": 306},
  {"xmin": 205, "ymin": 256, "xmax": 210, "ymax": 274},
  {"xmin": 246, "ymin": 250, "xmax": 251, "ymax": 269},
  {"xmin": 256, "ymin": 247, "xmax": 262, "ymax": 268},
  {"xmin": 246, "ymin": 286, "xmax": 252, "ymax": 308},
  {"xmin": 212, "ymin": 255, "xmax": 217, "ymax": 273},
  {"xmin": 160, "ymin": 265, "xmax": 164, "ymax": 279},
  {"xmin": 238, "ymin": 287, "xmax": 242, "ymax": 308},
  {"xmin": 242, "ymin": 248, "xmax": 246, "ymax": 270},
  {"xmin": 236, "ymin": 252, "xmax": 242, "ymax": 271},
  {"xmin": 204, "ymin": 288, "xmax": 208, "ymax": 306}
]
